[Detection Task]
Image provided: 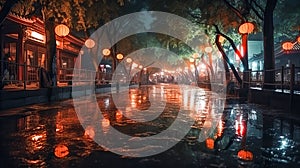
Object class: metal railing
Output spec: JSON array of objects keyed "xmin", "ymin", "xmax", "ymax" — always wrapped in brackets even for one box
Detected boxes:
[
  {"xmin": 0, "ymin": 60, "xmax": 114, "ymax": 90},
  {"xmin": 243, "ymin": 64, "xmax": 300, "ymax": 94},
  {"xmin": 1, "ymin": 60, "xmax": 40, "ymax": 90}
]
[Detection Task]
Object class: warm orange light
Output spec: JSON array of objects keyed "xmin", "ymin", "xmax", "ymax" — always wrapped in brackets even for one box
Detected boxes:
[
  {"xmin": 193, "ymin": 53, "xmax": 199, "ymax": 58},
  {"xmin": 206, "ymin": 138, "xmax": 214, "ymax": 150},
  {"xmin": 84, "ymin": 126, "xmax": 95, "ymax": 139},
  {"xmin": 102, "ymin": 48, "xmax": 111, "ymax": 56},
  {"xmin": 55, "ymin": 24, "xmax": 69, "ymax": 37},
  {"xmin": 189, "ymin": 58, "xmax": 195, "ymax": 63},
  {"xmin": 238, "ymin": 22, "xmax": 255, "ymax": 34},
  {"xmin": 217, "ymin": 120, "xmax": 223, "ymax": 137},
  {"xmin": 115, "ymin": 110, "xmax": 123, "ymax": 123},
  {"xmin": 237, "ymin": 149, "xmax": 253, "ymax": 161},
  {"xmin": 31, "ymin": 135, "xmax": 43, "ymax": 141},
  {"xmin": 126, "ymin": 57, "xmax": 132, "ymax": 63},
  {"xmin": 204, "ymin": 46, "xmax": 212, "ymax": 53},
  {"xmin": 219, "ymin": 35, "xmax": 225, "ymax": 43},
  {"xmin": 85, "ymin": 39, "xmax": 95, "ymax": 49},
  {"xmin": 282, "ymin": 41, "xmax": 294, "ymax": 50},
  {"xmin": 54, "ymin": 144, "xmax": 69, "ymax": 158},
  {"xmin": 116, "ymin": 53, "xmax": 124, "ymax": 60},
  {"xmin": 31, "ymin": 31, "xmax": 45, "ymax": 42},
  {"xmin": 102, "ymin": 118, "xmax": 110, "ymax": 127},
  {"xmin": 297, "ymin": 36, "xmax": 300, "ymax": 43},
  {"xmin": 139, "ymin": 65, "xmax": 143, "ymax": 69}
]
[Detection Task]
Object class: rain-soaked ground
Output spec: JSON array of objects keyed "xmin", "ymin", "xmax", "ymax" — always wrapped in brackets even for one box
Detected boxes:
[{"xmin": 0, "ymin": 84, "xmax": 300, "ymax": 168}]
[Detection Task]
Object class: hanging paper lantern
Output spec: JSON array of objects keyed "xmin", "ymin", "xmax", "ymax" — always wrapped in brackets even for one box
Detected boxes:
[
  {"xmin": 54, "ymin": 144, "xmax": 69, "ymax": 158},
  {"xmin": 282, "ymin": 42, "xmax": 294, "ymax": 50},
  {"xmin": 55, "ymin": 24, "xmax": 70, "ymax": 37},
  {"xmin": 85, "ymin": 39, "xmax": 95, "ymax": 49},
  {"xmin": 238, "ymin": 22, "xmax": 255, "ymax": 34},
  {"xmin": 237, "ymin": 149, "xmax": 253, "ymax": 161},
  {"xmin": 116, "ymin": 53, "xmax": 124, "ymax": 60},
  {"xmin": 102, "ymin": 49, "xmax": 111, "ymax": 56}
]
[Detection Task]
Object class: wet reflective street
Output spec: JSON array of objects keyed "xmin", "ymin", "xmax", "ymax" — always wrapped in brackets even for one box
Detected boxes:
[{"xmin": 0, "ymin": 84, "xmax": 300, "ymax": 167}]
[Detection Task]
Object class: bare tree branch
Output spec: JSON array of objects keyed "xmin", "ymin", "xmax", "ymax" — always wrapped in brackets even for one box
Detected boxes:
[
  {"xmin": 223, "ymin": 0, "xmax": 246, "ymax": 22},
  {"xmin": 213, "ymin": 25, "xmax": 247, "ymax": 69},
  {"xmin": 249, "ymin": 0, "xmax": 264, "ymax": 20},
  {"xmin": 252, "ymin": 0, "xmax": 265, "ymax": 14}
]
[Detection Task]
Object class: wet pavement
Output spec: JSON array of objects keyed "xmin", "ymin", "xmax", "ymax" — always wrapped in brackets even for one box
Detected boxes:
[{"xmin": 0, "ymin": 84, "xmax": 300, "ymax": 168}]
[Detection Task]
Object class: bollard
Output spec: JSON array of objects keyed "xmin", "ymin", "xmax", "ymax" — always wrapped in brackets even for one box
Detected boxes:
[
  {"xmin": 289, "ymin": 64, "xmax": 295, "ymax": 113},
  {"xmin": 281, "ymin": 66, "xmax": 284, "ymax": 92}
]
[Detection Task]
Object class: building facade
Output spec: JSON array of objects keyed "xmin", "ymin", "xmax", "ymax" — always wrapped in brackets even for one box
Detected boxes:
[{"xmin": 0, "ymin": 14, "xmax": 85, "ymax": 88}]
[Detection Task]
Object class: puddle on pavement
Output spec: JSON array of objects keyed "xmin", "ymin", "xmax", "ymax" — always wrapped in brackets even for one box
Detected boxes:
[{"xmin": 0, "ymin": 85, "xmax": 299, "ymax": 167}]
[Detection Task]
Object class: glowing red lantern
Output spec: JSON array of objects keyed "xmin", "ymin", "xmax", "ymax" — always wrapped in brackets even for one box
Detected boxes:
[
  {"xmin": 237, "ymin": 149, "xmax": 253, "ymax": 161},
  {"xmin": 282, "ymin": 41, "xmax": 294, "ymax": 50},
  {"xmin": 54, "ymin": 144, "xmax": 69, "ymax": 158},
  {"xmin": 205, "ymin": 138, "xmax": 214, "ymax": 150},
  {"xmin": 238, "ymin": 22, "xmax": 255, "ymax": 34},
  {"xmin": 55, "ymin": 24, "xmax": 70, "ymax": 37}
]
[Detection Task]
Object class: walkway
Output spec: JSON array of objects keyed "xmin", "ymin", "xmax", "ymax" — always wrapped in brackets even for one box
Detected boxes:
[{"xmin": 0, "ymin": 84, "xmax": 299, "ymax": 167}]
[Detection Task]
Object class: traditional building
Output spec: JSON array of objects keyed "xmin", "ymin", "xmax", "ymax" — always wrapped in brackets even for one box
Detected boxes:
[{"xmin": 0, "ymin": 13, "xmax": 85, "ymax": 87}]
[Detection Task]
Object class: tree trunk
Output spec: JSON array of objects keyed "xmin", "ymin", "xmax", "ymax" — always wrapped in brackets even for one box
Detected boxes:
[
  {"xmin": 44, "ymin": 17, "xmax": 57, "ymax": 87},
  {"xmin": 263, "ymin": 0, "xmax": 277, "ymax": 89}
]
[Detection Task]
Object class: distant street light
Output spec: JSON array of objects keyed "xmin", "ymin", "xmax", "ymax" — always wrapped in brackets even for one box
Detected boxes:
[
  {"xmin": 189, "ymin": 58, "xmax": 195, "ymax": 63},
  {"xmin": 126, "ymin": 57, "xmax": 132, "ymax": 63}
]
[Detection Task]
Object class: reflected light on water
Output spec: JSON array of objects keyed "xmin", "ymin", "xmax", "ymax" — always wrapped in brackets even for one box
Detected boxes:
[
  {"xmin": 54, "ymin": 144, "xmax": 69, "ymax": 158},
  {"xmin": 206, "ymin": 138, "xmax": 215, "ymax": 150},
  {"xmin": 235, "ymin": 115, "xmax": 246, "ymax": 137},
  {"xmin": 31, "ymin": 135, "xmax": 43, "ymax": 141},
  {"xmin": 217, "ymin": 120, "xmax": 223, "ymax": 137},
  {"xmin": 237, "ymin": 149, "xmax": 253, "ymax": 161},
  {"xmin": 56, "ymin": 123, "xmax": 64, "ymax": 132},
  {"xmin": 115, "ymin": 110, "xmax": 123, "ymax": 123},
  {"xmin": 102, "ymin": 118, "xmax": 110, "ymax": 133},
  {"xmin": 84, "ymin": 126, "xmax": 95, "ymax": 139}
]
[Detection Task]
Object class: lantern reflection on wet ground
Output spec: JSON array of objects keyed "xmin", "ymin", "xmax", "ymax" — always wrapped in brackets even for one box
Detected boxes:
[
  {"xmin": 54, "ymin": 144, "xmax": 69, "ymax": 158},
  {"xmin": 0, "ymin": 85, "xmax": 300, "ymax": 167}
]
